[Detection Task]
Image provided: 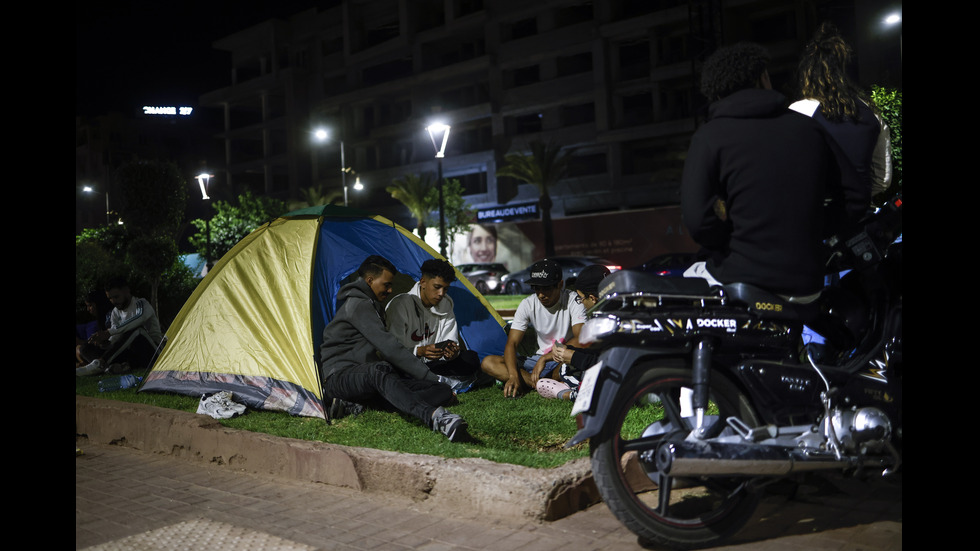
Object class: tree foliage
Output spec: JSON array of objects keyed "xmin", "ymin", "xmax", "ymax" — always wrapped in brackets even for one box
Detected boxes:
[
  {"xmin": 110, "ymin": 159, "xmax": 189, "ymax": 311},
  {"xmin": 387, "ymin": 173, "xmax": 436, "ymax": 238},
  {"xmin": 75, "ymin": 225, "xmax": 197, "ymax": 329},
  {"xmin": 427, "ymin": 178, "xmax": 475, "ymax": 259},
  {"xmin": 288, "ymin": 185, "xmax": 344, "ymax": 211},
  {"xmin": 114, "ymin": 160, "xmax": 188, "ymax": 238},
  {"xmin": 188, "ymin": 190, "xmax": 288, "ymax": 261},
  {"xmin": 496, "ymin": 140, "xmax": 572, "ymax": 257},
  {"xmin": 871, "ymin": 86, "xmax": 902, "ymax": 200}
]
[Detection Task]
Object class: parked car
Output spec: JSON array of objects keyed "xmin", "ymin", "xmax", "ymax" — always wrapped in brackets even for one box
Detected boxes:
[
  {"xmin": 500, "ymin": 256, "xmax": 622, "ymax": 295},
  {"xmin": 631, "ymin": 252, "xmax": 697, "ymax": 277},
  {"xmin": 457, "ymin": 263, "xmax": 509, "ymax": 295}
]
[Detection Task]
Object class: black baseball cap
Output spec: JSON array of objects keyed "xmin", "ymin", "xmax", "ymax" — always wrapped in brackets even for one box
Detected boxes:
[
  {"xmin": 574, "ymin": 265, "xmax": 611, "ymax": 297},
  {"xmin": 525, "ymin": 259, "xmax": 562, "ymax": 286}
]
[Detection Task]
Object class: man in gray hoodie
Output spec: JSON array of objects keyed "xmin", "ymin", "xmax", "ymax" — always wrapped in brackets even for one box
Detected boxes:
[{"xmin": 319, "ymin": 255, "xmax": 470, "ymax": 442}]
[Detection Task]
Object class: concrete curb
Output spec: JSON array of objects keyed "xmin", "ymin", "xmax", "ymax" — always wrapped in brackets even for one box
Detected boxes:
[{"xmin": 75, "ymin": 396, "xmax": 601, "ymax": 523}]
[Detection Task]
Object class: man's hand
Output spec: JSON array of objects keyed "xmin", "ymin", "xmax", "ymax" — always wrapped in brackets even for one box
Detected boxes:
[
  {"xmin": 442, "ymin": 341, "xmax": 460, "ymax": 360},
  {"xmin": 530, "ymin": 354, "xmax": 552, "ymax": 386},
  {"xmin": 552, "ymin": 345, "xmax": 574, "ymax": 365},
  {"xmin": 503, "ymin": 376, "xmax": 523, "ymax": 398},
  {"xmin": 416, "ymin": 344, "xmax": 445, "ymax": 360},
  {"xmin": 88, "ymin": 330, "xmax": 110, "ymax": 346}
]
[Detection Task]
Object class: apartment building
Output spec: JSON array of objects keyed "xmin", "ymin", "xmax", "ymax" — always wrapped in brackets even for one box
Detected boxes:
[{"xmin": 198, "ymin": 0, "xmax": 840, "ymax": 226}]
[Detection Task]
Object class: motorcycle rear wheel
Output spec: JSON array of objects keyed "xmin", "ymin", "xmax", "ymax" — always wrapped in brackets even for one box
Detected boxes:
[{"xmin": 590, "ymin": 363, "xmax": 762, "ymax": 549}]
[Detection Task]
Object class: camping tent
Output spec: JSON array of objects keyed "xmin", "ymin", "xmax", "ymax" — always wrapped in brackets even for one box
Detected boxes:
[{"xmin": 141, "ymin": 205, "xmax": 507, "ymax": 418}]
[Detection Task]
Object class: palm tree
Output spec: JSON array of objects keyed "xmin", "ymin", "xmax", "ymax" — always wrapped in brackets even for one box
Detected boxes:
[
  {"xmin": 387, "ymin": 173, "xmax": 436, "ymax": 238},
  {"xmin": 496, "ymin": 140, "xmax": 571, "ymax": 257},
  {"xmin": 288, "ymin": 185, "xmax": 343, "ymax": 211}
]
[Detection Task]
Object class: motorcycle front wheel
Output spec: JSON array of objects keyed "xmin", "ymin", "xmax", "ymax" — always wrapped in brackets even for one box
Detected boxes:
[{"xmin": 590, "ymin": 363, "xmax": 762, "ymax": 549}]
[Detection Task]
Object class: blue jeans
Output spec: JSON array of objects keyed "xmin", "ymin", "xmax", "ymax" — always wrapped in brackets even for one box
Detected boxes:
[{"xmin": 519, "ymin": 354, "xmax": 560, "ymax": 379}]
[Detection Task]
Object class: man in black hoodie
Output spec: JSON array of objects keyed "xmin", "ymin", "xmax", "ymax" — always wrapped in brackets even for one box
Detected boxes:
[
  {"xmin": 681, "ymin": 42, "xmax": 866, "ymax": 298},
  {"xmin": 320, "ymin": 255, "xmax": 470, "ymax": 442}
]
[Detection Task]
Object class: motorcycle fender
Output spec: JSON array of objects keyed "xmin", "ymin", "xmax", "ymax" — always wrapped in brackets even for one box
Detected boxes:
[{"xmin": 566, "ymin": 346, "xmax": 681, "ymax": 447}]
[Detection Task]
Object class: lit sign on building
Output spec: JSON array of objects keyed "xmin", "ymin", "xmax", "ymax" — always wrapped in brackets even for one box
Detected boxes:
[
  {"xmin": 142, "ymin": 106, "xmax": 194, "ymax": 116},
  {"xmin": 477, "ymin": 202, "xmax": 539, "ymax": 222}
]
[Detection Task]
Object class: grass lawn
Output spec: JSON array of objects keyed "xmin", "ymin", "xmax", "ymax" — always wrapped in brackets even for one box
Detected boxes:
[
  {"xmin": 485, "ymin": 294, "xmax": 525, "ymax": 312},
  {"xmin": 77, "ymin": 293, "xmax": 609, "ymax": 469},
  {"xmin": 76, "ymin": 373, "xmax": 591, "ymax": 469}
]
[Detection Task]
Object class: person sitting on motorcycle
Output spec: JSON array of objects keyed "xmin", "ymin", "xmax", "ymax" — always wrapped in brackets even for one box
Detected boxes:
[
  {"xmin": 480, "ymin": 259, "xmax": 587, "ymax": 398},
  {"xmin": 681, "ymin": 41, "xmax": 866, "ymax": 301}
]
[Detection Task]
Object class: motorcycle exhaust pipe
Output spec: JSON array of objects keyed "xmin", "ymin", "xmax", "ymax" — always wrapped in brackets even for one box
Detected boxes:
[{"xmin": 655, "ymin": 440, "xmax": 847, "ymax": 477}]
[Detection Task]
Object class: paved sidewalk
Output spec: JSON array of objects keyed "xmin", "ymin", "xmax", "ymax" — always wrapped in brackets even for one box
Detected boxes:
[{"xmin": 76, "ymin": 442, "xmax": 901, "ymax": 551}]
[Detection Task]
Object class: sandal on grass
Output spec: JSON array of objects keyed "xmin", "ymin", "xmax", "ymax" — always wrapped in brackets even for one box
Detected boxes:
[{"xmin": 536, "ymin": 378, "xmax": 571, "ymax": 400}]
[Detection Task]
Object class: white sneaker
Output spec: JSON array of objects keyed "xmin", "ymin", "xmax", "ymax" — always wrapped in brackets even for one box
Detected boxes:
[
  {"xmin": 76, "ymin": 359, "xmax": 104, "ymax": 377},
  {"xmin": 196, "ymin": 391, "xmax": 246, "ymax": 419}
]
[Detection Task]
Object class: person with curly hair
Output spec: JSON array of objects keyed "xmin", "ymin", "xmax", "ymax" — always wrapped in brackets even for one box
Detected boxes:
[
  {"xmin": 790, "ymin": 22, "xmax": 892, "ymax": 197},
  {"xmin": 681, "ymin": 42, "xmax": 866, "ymax": 298}
]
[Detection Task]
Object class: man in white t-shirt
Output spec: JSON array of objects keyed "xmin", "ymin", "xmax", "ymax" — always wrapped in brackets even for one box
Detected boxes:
[{"xmin": 480, "ymin": 259, "xmax": 587, "ymax": 397}]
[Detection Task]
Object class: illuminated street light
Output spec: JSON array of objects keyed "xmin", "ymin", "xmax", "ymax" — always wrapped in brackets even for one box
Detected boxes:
[
  {"xmin": 426, "ymin": 122, "xmax": 451, "ymax": 257},
  {"xmin": 83, "ymin": 184, "xmax": 111, "ymax": 226},
  {"xmin": 313, "ymin": 127, "xmax": 358, "ymax": 207},
  {"xmin": 195, "ymin": 173, "xmax": 213, "ymax": 200},
  {"xmin": 882, "ymin": 10, "xmax": 902, "ymax": 61},
  {"xmin": 195, "ymin": 173, "xmax": 215, "ymax": 273}
]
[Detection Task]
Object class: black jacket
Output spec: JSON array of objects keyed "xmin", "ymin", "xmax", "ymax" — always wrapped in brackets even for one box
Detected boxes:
[
  {"xmin": 319, "ymin": 278, "xmax": 440, "ymax": 383},
  {"xmin": 681, "ymin": 88, "xmax": 866, "ymax": 295}
]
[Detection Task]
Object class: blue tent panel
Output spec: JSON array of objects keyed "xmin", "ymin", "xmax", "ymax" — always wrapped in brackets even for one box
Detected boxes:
[{"xmin": 309, "ymin": 215, "xmax": 506, "ymax": 366}]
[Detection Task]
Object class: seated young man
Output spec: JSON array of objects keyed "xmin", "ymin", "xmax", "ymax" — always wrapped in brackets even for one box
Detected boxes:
[
  {"xmin": 76, "ymin": 276, "xmax": 163, "ymax": 376},
  {"xmin": 385, "ymin": 259, "xmax": 481, "ymax": 390},
  {"xmin": 539, "ymin": 264, "xmax": 610, "ymax": 400},
  {"xmin": 319, "ymin": 255, "xmax": 470, "ymax": 442},
  {"xmin": 480, "ymin": 259, "xmax": 587, "ymax": 398}
]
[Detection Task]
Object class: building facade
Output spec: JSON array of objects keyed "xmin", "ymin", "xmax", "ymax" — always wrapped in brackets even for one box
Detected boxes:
[{"xmin": 198, "ymin": 0, "xmax": 863, "ymax": 229}]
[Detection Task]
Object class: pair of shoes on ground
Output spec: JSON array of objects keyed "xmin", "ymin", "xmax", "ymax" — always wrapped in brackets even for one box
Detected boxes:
[
  {"xmin": 431, "ymin": 406, "xmax": 470, "ymax": 442},
  {"xmin": 328, "ymin": 398, "xmax": 366, "ymax": 423},
  {"xmin": 536, "ymin": 378, "xmax": 576, "ymax": 400},
  {"xmin": 196, "ymin": 391, "xmax": 247, "ymax": 419}
]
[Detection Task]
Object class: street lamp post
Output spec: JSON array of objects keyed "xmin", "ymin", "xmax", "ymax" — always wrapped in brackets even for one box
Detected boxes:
[
  {"xmin": 315, "ymin": 128, "xmax": 360, "ymax": 207},
  {"xmin": 426, "ymin": 123, "xmax": 451, "ymax": 258},
  {"xmin": 195, "ymin": 173, "xmax": 214, "ymax": 273},
  {"xmin": 883, "ymin": 12, "xmax": 902, "ymax": 61},
  {"xmin": 82, "ymin": 185, "xmax": 110, "ymax": 226}
]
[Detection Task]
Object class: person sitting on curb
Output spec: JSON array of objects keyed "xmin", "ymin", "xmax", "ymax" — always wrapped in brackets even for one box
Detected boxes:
[
  {"xmin": 385, "ymin": 258, "xmax": 483, "ymax": 392},
  {"xmin": 537, "ymin": 264, "xmax": 610, "ymax": 401},
  {"xmin": 319, "ymin": 255, "xmax": 470, "ymax": 442},
  {"xmin": 76, "ymin": 276, "xmax": 163, "ymax": 376},
  {"xmin": 480, "ymin": 259, "xmax": 587, "ymax": 398}
]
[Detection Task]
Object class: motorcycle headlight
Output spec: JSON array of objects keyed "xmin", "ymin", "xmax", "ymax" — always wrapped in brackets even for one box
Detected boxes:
[{"xmin": 580, "ymin": 316, "xmax": 620, "ymax": 345}]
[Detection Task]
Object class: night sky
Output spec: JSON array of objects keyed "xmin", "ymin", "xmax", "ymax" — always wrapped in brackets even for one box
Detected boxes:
[{"xmin": 76, "ymin": 1, "xmax": 322, "ymax": 117}]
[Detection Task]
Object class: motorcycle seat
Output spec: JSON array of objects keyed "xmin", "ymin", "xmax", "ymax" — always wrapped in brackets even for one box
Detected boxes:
[
  {"xmin": 597, "ymin": 269, "xmax": 723, "ymax": 299},
  {"xmin": 722, "ymin": 282, "xmax": 820, "ymax": 322}
]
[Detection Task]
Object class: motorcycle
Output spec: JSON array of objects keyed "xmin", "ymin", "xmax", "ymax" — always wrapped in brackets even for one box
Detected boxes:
[{"xmin": 566, "ymin": 195, "xmax": 902, "ymax": 549}]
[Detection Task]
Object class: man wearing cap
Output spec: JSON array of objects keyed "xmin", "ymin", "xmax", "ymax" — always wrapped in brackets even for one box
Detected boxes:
[{"xmin": 480, "ymin": 259, "xmax": 588, "ymax": 398}]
